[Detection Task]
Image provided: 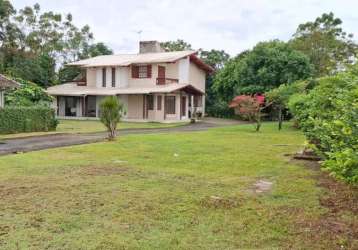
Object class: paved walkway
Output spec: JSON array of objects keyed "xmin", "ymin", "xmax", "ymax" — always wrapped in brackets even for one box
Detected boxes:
[{"xmin": 0, "ymin": 119, "xmax": 244, "ymax": 156}]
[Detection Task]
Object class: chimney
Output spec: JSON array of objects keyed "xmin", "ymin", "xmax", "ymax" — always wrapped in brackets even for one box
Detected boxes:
[{"xmin": 139, "ymin": 41, "xmax": 165, "ymax": 53}]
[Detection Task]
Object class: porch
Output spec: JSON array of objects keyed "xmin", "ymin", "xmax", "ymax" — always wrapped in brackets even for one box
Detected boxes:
[{"xmin": 54, "ymin": 92, "xmax": 204, "ymax": 123}]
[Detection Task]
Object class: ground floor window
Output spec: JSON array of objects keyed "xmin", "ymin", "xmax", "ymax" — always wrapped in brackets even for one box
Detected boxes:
[
  {"xmin": 147, "ymin": 95, "xmax": 154, "ymax": 110},
  {"xmin": 194, "ymin": 95, "xmax": 202, "ymax": 107},
  {"xmin": 65, "ymin": 97, "xmax": 77, "ymax": 116},
  {"xmin": 165, "ymin": 96, "xmax": 176, "ymax": 115},
  {"xmin": 86, "ymin": 96, "xmax": 97, "ymax": 117}
]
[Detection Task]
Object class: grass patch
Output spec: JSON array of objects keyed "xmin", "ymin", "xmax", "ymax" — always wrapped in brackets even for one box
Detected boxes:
[
  {"xmin": 0, "ymin": 123, "xmax": 356, "ymax": 249},
  {"xmin": 0, "ymin": 119, "xmax": 187, "ymax": 139}
]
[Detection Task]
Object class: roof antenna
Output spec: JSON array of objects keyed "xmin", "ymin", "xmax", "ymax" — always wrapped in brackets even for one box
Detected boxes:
[{"xmin": 136, "ymin": 30, "xmax": 142, "ymax": 42}]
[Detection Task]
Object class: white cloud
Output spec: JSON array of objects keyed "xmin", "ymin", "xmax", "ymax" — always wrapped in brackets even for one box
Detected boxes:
[{"xmin": 11, "ymin": 0, "xmax": 358, "ymax": 56}]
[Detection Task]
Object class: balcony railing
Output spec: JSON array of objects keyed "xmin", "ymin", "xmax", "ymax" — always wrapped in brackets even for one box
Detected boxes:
[
  {"xmin": 72, "ymin": 79, "xmax": 87, "ymax": 86},
  {"xmin": 156, "ymin": 78, "xmax": 179, "ymax": 85}
]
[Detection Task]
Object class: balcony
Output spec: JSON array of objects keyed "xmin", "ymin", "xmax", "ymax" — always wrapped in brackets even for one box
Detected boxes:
[
  {"xmin": 72, "ymin": 79, "xmax": 87, "ymax": 86},
  {"xmin": 156, "ymin": 78, "xmax": 179, "ymax": 85}
]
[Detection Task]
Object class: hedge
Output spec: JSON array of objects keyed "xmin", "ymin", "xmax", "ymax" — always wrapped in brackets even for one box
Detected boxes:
[
  {"xmin": 288, "ymin": 70, "xmax": 358, "ymax": 184},
  {"xmin": 0, "ymin": 106, "xmax": 58, "ymax": 134}
]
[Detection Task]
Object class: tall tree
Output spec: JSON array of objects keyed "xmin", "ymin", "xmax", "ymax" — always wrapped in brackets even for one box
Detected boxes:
[
  {"xmin": 59, "ymin": 42, "xmax": 113, "ymax": 83},
  {"xmin": 0, "ymin": 2, "xmax": 113, "ymax": 87},
  {"xmin": 81, "ymin": 42, "xmax": 113, "ymax": 59},
  {"xmin": 0, "ymin": 0, "xmax": 15, "ymax": 43},
  {"xmin": 160, "ymin": 39, "xmax": 192, "ymax": 51},
  {"xmin": 291, "ymin": 12, "xmax": 357, "ymax": 76},
  {"xmin": 199, "ymin": 49, "xmax": 229, "ymax": 70},
  {"xmin": 198, "ymin": 49, "xmax": 230, "ymax": 116},
  {"xmin": 213, "ymin": 40, "xmax": 313, "ymax": 103}
]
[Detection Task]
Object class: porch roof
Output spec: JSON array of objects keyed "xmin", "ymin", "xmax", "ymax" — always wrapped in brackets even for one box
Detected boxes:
[{"xmin": 47, "ymin": 83, "xmax": 204, "ymax": 96}]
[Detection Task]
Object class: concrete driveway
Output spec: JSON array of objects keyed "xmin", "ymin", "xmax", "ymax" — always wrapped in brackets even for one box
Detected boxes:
[{"xmin": 0, "ymin": 118, "xmax": 245, "ymax": 156}]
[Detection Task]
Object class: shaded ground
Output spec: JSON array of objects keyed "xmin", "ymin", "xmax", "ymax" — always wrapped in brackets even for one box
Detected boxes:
[
  {"xmin": 0, "ymin": 118, "xmax": 244, "ymax": 156},
  {"xmin": 0, "ymin": 123, "xmax": 356, "ymax": 249},
  {"xmin": 292, "ymin": 160, "xmax": 358, "ymax": 249}
]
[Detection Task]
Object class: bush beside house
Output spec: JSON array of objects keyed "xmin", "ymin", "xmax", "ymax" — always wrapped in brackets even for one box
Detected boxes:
[
  {"xmin": 0, "ymin": 106, "xmax": 58, "ymax": 134},
  {"xmin": 0, "ymin": 76, "xmax": 58, "ymax": 134}
]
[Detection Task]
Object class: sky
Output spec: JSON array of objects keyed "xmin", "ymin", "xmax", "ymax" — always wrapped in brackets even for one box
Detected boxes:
[{"xmin": 11, "ymin": 0, "xmax": 358, "ymax": 56}]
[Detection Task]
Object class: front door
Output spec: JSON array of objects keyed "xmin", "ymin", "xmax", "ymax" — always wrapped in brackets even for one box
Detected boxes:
[
  {"xmin": 157, "ymin": 66, "xmax": 166, "ymax": 85},
  {"xmin": 181, "ymin": 96, "xmax": 186, "ymax": 117}
]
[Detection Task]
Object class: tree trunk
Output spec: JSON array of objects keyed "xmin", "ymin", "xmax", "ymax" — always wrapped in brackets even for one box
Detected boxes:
[
  {"xmin": 255, "ymin": 112, "xmax": 261, "ymax": 132},
  {"xmin": 278, "ymin": 106, "xmax": 283, "ymax": 130},
  {"xmin": 108, "ymin": 122, "xmax": 116, "ymax": 140}
]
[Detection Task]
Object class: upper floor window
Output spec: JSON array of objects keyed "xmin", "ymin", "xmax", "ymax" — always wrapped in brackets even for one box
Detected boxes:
[
  {"xmin": 139, "ymin": 66, "xmax": 148, "ymax": 78},
  {"xmin": 111, "ymin": 68, "xmax": 116, "ymax": 87},
  {"xmin": 132, "ymin": 65, "xmax": 152, "ymax": 78},
  {"xmin": 102, "ymin": 68, "xmax": 106, "ymax": 87}
]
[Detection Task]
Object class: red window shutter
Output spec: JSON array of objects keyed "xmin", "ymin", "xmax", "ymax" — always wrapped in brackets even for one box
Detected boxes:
[
  {"xmin": 147, "ymin": 65, "xmax": 152, "ymax": 78},
  {"xmin": 132, "ymin": 65, "xmax": 139, "ymax": 78}
]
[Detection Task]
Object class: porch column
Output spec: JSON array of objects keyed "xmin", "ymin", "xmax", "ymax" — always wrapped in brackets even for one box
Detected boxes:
[
  {"xmin": 186, "ymin": 94, "xmax": 189, "ymax": 118},
  {"xmin": 58, "ymin": 96, "xmax": 65, "ymax": 117},
  {"xmin": 142, "ymin": 94, "xmax": 146, "ymax": 119},
  {"xmin": 82, "ymin": 96, "xmax": 86, "ymax": 117},
  {"xmin": 56, "ymin": 96, "xmax": 59, "ymax": 116},
  {"xmin": 190, "ymin": 94, "xmax": 194, "ymax": 118},
  {"xmin": 179, "ymin": 91, "xmax": 182, "ymax": 120},
  {"xmin": 163, "ymin": 93, "xmax": 166, "ymax": 120},
  {"xmin": 76, "ymin": 97, "xmax": 82, "ymax": 117},
  {"xmin": 202, "ymin": 94, "xmax": 205, "ymax": 117},
  {"xmin": 95, "ymin": 96, "xmax": 100, "ymax": 118}
]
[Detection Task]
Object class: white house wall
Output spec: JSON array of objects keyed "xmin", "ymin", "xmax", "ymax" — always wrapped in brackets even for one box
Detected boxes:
[
  {"xmin": 178, "ymin": 57, "xmax": 190, "ymax": 84},
  {"xmin": 95, "ymin": 68, "xmax": 102, "ymax": 88},
  {"xmin": 118, "ymin": 94, "xmax": 128, "ymax": 118},
  {"xmin": 119, "ymin": 67, "xmax": 129, "ymax": 87},
  {"xmin": 86, "ymin": 68, "xmax": 96, "ymax": 87}
]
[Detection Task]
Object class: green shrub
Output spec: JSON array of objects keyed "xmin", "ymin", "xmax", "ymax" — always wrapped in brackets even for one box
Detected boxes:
[
  {"xmin": 0, "ymin": 106, "xmax": 58, "ymax": 134},
  {"xmin": 289, "ymin": 70, "xmax": 358, "ymax": 183},
  {"xmin": 100, "ymin": 96, "xmax": 124, "ymax": 140},
  {"xmin": 5, "ymin": 78, "xmax": 53, "ymax": 106},
  {"xmin": 288, "ymin": 93, "xmax": 310, "ymax": 128},
  {"xmin": 206, "ymin": 100, "xmax": 235, "ymax": 118}
]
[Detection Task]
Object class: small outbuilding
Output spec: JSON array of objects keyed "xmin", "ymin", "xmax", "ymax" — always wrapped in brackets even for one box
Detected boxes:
[{"xmin": 0, "ymin": 74, "xmax": 20, "ymax": 108}]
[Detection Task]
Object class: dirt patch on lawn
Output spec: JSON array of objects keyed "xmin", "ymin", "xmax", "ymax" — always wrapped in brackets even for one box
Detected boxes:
[
  {"xmin": 253, "ymin": 180, "xmax": 273, "ymax": 193},
  {"xmin": 293, "ymin": 159, "xmax": 358, "ymax": 249},
  {"xmin": 201, "ymin": 196, "xmax": 240, "ymax": 209},
  {"xmin": 78, "ymin": 165, "xmax": 130, "ymax": 176},
  {"xmin": 0, "ymin": 183, "xmax": 40, "ymax": 199}
]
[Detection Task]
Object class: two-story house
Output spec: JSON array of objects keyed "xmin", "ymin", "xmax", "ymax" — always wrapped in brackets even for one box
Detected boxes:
[{"xmin": 47, "ymin": 41, "xmax": 214, "ymax": 122}]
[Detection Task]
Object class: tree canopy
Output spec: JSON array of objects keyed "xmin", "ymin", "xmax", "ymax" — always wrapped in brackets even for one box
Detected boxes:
[
  {"xmin": 0, "ymin": 0, "xmax": 113, "ymax": 87},
  {"xmin": 290, "ymin": 12, "xmax": 357, "ymax": 77},
  {"xmin": 160, "ymin": 39, "xmax": 192, "ymax": 51},
  {"xmin": 213, "ymin": 40, "xmax": 313, "ymax": 103}
]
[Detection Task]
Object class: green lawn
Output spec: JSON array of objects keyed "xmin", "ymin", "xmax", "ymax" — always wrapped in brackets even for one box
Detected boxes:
[
  {"xmin": 0, "ymin": 119, "xmax": 187, "ymax": 139},
  {"xmin": 0, "ymin": 123, "xmax": 356, "ymax": 249}
]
